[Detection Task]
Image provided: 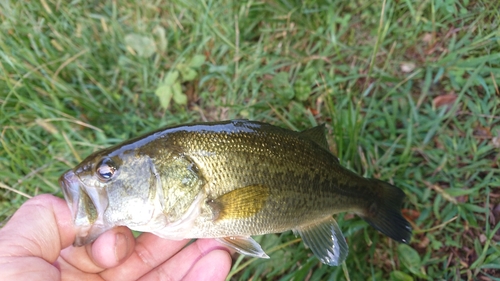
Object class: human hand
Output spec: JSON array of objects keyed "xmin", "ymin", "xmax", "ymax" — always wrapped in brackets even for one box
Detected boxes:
[{"xmin": 0, "ymin": 195, "xmax": 233, "ymax": 281}]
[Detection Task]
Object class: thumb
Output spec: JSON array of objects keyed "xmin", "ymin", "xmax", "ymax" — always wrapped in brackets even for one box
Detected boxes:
[{"xmin": 0, "ymin": 194, "xmax": 75, "ymax": 280}]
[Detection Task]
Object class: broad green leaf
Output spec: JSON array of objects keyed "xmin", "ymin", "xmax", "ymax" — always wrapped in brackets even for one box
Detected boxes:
[
  {"xmin": 124, "ymin": 33, "xmax": 156, "ymax": 58},
  {"xmin": 431, "ymin": 237, "xmax": 443, "ymax": 250},
  {"xmin": 294, "ymin": 80, "xmax": 310, "ymax": 101},
  {"xmin": 154, "ymin": 85, "xmax": 173, "ymax": 109},
  {"xmin": 390, "ymin": 270, "xmax": 413, "ymax": 281},
  {"xmin": 271, "ymin": 72, "xmax": 289, "ymax": 88},
  {"xmin": 180, "ymin": 67, "xmax": 197, "ymax": 81},
  {"xmin": 189, "ymin": 54, "xmax": 206, "ymax": 68},
  {"xmin": 152, "ymin": 25, "xmax": 167, "ymax": 52},
  {"xmin": 164, "ymin": 70, "xmax": 180, "ymax": 85},
  {"xmin": 177, "ymin": 63, "xmax": 198, "ymax": 81},
  {"xmin": 172, "ymin": 82, "xmax": 187, "ymax": 105},
  {"xmin": 271, "ymin": 72, "xmax": 293, "ymax": 100},
  {"xmin": 398, "ymin": 244, "xmax": 425, "ymax": 277}
]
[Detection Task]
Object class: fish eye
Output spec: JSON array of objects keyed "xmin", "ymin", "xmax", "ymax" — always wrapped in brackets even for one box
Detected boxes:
[{"xmin": 96, "ymin": 158, "xmax": 117, "ymax": 182}]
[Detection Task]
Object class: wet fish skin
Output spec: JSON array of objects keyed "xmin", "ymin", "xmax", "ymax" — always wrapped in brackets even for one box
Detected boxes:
[{"xmin": 59, "ymin": 120, "xmax": 412, "ymax": 266}]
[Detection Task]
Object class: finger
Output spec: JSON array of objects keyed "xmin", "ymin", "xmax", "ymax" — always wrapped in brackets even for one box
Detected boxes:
[
  {"xmin": 59, "ymin": 226, "xmax": 135, "ymax": 273},
  {"xmin": 183, "ymin": 249, "xmax": 232, "ymax": 281},
  {"xmin": 0, "ymin": 194, "xmax": 75, "ymax": 259},
  {"xmin": 99, "ymin": 233, "xmax": 191, "ymax": 281},
  {"xmin": 137, "ymin": 239, "xmax": 233, "ymax": 281},
  {"xmin": 0, "ymin": 195, "xmax": 75, "ymax": 280},
  {"xmin": 0, "ymin": 257, "xmax": 62, "ymax": 281},
  {"xmin": 91, "ymin": 226, "xmax": 135, "ymax": 268}
]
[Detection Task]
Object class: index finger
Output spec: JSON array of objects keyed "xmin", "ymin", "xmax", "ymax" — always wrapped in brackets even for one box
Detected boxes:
[{"xmin": 99, "ymin": 233, "xmax": 192, "ymax": 280}]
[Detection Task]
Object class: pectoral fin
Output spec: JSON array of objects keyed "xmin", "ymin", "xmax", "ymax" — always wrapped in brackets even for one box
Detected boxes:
[
  {"xmin": 207, "ymin": 184, "xmax": 269, "ymax": 220},
  {"xmin": 217, "ymin": 236, "xmax": 269, "ymax": 258},
  {"xmin": 293, "ymin": 217, "xmax": 348, "ymax": 266}
]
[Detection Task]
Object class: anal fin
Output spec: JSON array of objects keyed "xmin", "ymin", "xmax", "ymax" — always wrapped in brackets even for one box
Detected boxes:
[
  {"xmin": 217, "ymin": 236, "xmax": 270, "ymax": 259},
  {"xmin": 293, "ymin": 216, "xmax": 348, "ymax": 266}
]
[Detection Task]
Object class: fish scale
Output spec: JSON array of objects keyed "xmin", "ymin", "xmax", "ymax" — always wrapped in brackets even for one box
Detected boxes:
[{"xmin": 142, "ymin": 124, "xmax": 379, "ymax": 236}]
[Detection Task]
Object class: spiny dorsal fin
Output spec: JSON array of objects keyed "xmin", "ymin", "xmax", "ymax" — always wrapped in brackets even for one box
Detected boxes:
[
  {"xmin": 293, "ymin": 216, "xmax": 348, "ymax": 266},
  {"xmin": 299, "ymin": 124, "xmax": 330, "ymax": 151},
  {"xmin": 207, "ymin": 184, "xmax": 269, "ymax": 221}
]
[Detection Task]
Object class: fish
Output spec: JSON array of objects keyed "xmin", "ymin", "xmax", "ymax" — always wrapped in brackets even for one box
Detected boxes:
[{"xmin": 59, "ymin": 119, "xmax": 412, "ymax": 266}]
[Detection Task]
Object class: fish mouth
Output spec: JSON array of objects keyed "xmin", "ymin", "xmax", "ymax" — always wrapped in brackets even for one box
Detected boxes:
[
  {"xmin": 59, "ymin": 170, "xmax": 110, "ymax": 246},
  {"xmin": 60, "ymin": 170, "xmax": 81, "ymax": 219}
]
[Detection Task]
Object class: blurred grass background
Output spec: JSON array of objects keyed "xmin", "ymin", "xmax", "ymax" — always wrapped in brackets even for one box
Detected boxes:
[{"xmin": 1, "ymin": 0, "xmax": 500, "ymax": 280}]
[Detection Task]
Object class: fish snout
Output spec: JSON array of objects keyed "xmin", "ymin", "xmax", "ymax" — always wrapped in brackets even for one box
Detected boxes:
[{"xmin": 59, "ymin": 170, "xmax": 81, "ymax": 218}]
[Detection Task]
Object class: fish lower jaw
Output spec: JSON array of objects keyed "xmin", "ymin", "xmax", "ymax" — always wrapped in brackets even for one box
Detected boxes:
[{"xmin": 73, "ymin": 223, "xmax": 111, "ymax": 246}]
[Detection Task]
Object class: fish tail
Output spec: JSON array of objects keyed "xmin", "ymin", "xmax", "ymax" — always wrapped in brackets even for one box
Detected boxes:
[{"xmin": 360, "ymin": 179, "xmax": 412, "ymax": 243}]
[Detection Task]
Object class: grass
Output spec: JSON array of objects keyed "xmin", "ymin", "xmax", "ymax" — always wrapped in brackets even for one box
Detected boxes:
[{"xmin": 1, "ymin": 0, "xmax": 500, "ymax": 280}]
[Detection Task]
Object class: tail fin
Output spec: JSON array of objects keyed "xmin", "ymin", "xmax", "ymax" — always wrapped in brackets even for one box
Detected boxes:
[{"xmin": 360, "ymin": 179, "xmax": 412, "ymax": 243}]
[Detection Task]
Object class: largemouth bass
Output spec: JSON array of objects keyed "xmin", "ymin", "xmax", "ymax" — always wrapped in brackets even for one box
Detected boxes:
[{"xmin": 59, "ymin": 120, "xmax": 411, "ymax": 266}]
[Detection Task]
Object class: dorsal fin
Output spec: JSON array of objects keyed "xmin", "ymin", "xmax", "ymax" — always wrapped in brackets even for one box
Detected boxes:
[{"xmin": 299, "ymin": 124, "xmax": 330, "ymax": 151}]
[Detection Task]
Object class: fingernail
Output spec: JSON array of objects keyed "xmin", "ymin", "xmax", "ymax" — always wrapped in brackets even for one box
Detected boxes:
[{"xmin": 114, "ymin": 232, "xmax": 128, "ymax": 263}]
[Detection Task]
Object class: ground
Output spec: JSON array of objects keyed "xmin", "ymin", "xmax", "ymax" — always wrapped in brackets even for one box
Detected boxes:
[{"xmin": 1, "ymin": 0, "xmax": 499, "ymax": 280}]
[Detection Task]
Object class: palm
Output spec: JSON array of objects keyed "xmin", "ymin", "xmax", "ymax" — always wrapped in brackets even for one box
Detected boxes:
[
  {"xmin": 57, "ymin": 233, "xmax": 232, "ymax": 281},
  {"xmin": 0, "ymin": 195, "xmax": 232, "ymax": 281}
]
